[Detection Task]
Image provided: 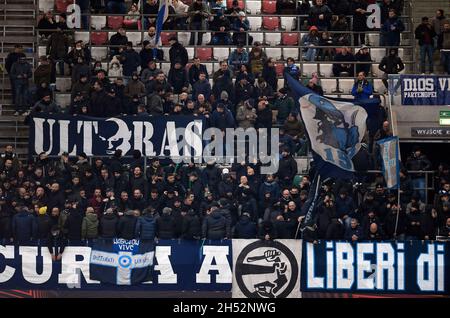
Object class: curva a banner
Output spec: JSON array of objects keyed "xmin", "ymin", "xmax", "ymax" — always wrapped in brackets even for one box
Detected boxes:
[
  {"xmin": 0, "ymin": 240, "xmax": 232, "ymax": 291},
  {"xmin": 401, "ymin": 75, "xmax": 450, "ymax": 105},
  {"xmin": 29, "ymin": 114, "xmax": 205, "ymax": 158},
  {"xmin": 301, "ymin": 241, "xmax": 450, "ymax": 294}
]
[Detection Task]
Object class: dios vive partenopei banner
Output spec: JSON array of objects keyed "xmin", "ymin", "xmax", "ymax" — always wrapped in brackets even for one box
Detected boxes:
[
  {"xmin": 0, "ymin": 240, "xmax": 232, "ymax": 290},
  {"xmin": 232, "ymin": 239, "xmax": 302, "ymax": 298},
  {"xmin": 29, "ymin": 114, "xmax": 205, "ymax": 157},
  {"xmin": 301, "ymin": 241, "xmax": 450, "ymax": 294},
  {"xmin": 401, "ymin": 75, "xmax": 450, "ymax": 105}
]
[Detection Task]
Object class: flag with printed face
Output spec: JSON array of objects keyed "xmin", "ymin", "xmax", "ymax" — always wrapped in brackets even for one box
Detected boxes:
[
  {"xmin": 377, "ymin": 136, "xmax": 400, "ymax": 189},
  {"xmin": 89, "ymin": 239, "xmax": 155, "ymax": 285}
]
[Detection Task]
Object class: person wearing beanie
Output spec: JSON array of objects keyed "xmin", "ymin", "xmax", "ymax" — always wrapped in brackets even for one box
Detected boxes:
[
  {"xmin": 35, "ymin": 206, "xmax": 53, "ymax": 239},
  {"xmin": 301, "ymin": 26, "xmax": 320, "ymax": 61},
  {"xmin": 274, "ymin": 87, "xmax": 295, "ymax": 124}
]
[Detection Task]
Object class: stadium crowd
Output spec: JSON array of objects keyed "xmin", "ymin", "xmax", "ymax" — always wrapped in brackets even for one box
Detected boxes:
[
  {"xmin": 2, "ymin": 0, "xmax": 450, "ymax": 249},
  {"xmin": 0, "ymin": 142, "xmax": 448, "ymax": 248}
]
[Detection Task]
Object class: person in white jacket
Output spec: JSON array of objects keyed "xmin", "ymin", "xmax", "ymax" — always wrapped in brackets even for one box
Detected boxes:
[
  {"xmin": 108, "ymin": 55, "xmax": 123, "ymax": 78},
  {"xmin": 172, "ymin": 0, "xmax": 189, "ymax": 29}
]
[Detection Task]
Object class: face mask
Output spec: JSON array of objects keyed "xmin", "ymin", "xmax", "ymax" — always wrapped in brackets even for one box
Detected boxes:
[{"xmin": 76, "ymin": 47, "xmax": 81, "ymax": 50}]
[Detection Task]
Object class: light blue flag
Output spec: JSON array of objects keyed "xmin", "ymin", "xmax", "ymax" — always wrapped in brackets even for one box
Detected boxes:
[{"xmin": 377, "ymin": 136, "xmax": 400, "ymax": 189}]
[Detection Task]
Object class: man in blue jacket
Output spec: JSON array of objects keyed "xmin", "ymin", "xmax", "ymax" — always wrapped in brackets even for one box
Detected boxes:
[
  {"xmin": 351, "ymin": 71, "xmax": 374, "ymax": 100},
  {"xmin": 120, "ymin": 42, "xmax": 141, "ymax": 81},
  {"xmin": 381, "ymin": 9, "xmax": 405, "ymax": 46},
  {"xmin": 210, "ymin": 103, "xmax": 235, "ymax": 131},
  {"xmin": 12, "ymin": 207, "xmax": 36, "ymax": 244}
]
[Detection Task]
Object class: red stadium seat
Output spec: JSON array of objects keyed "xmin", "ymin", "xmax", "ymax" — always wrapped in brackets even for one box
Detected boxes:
[
  {"xmin": 161, "ymin": 32, "xmax": 177, "ymax": 46},
  {"xmin": 261, "ymin": 0, "xmax": 276, "ymax": 14},
  {"xmin": 91, "ymin": 32, "xmax": 108, "ymax": 45},
  {"xmin": 55, "ymin": 0, "xmax": 74, "ymax": 12},
  {"xmin": 262, "ymin": 17, "xmax": 280, "ymax": 30},
  {"xmin": 281, "ymin": 32, "xmax": 299, "ymax": 46},
  {"xmin": 226, "ymin": 0, "xmax": 245, "ymax": 9},
  {"xmin": 195, "ymin": 48, "xmax": 213, "ymax": 61},
  {"xmin": 107, "ymin": 16, "xmax": 124, "ymax": 29},
  {"xmin": 275, "ymin": 63, "xmax": 284, "ymax": 77}
]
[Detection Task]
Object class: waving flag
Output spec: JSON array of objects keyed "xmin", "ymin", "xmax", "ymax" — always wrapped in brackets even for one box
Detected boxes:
[
  {"xmin": 377, "ymin": 136, "xmax": 400, "ymax": 189},
  {"xmin": 155, "ymin": 0, "xmax": 170, "ymax": 46},
  {"xmin": 90, "ymin": 239, "xmax": 155, "ymax": 285},
  {"xmin": 285, "ymin": 73, "xmax": 368, "ymax": 232}
]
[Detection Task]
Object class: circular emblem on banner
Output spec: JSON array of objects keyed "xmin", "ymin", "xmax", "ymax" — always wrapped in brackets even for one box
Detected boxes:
[
  {"xmin": 118, "ymin": 255, "xmax": 132, "ymax": 269},
  {"xmin": 235, "ymin": 241, "xmax": 298, "ymax": 298}
]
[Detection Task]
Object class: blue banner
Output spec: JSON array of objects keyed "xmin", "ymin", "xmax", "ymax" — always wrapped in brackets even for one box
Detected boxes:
[
  {"xmin": 401, "ymin": 75, "xmax": 450, "ymax": 105},
  {"xmin": 28, "ymin": 114, "xmax": 205, "ymax": 158},
  {"xmin": 301, "ymin": 241, "xmax": 450, "ymax": 294},
  {"xmin": 0, "ymin": 240, "xmax": 232, "ymax": 291}
]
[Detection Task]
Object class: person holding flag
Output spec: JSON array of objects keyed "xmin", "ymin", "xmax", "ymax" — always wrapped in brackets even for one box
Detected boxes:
[{"xmin": 284, "ymin": 72, "xmax": 369, "ymax": 240}]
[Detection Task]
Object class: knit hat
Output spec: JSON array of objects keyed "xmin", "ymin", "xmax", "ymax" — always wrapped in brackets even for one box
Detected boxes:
[
  {"xmin": 220, "ymin": 90, "xmax": 229, "ymax": 100},
  {"xmin": 38, "ymin": 206, "xmax": 47, "ymax": 215}
]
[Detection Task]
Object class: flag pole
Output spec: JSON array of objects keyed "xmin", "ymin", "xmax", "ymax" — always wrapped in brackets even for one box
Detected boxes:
[
  {"xmin": 295, "ymin": 173, "xmax": 321, "ymax": 239},
  {"xmin": 394, "ymin": 137, "xmax": 400, "ymax": 238}
]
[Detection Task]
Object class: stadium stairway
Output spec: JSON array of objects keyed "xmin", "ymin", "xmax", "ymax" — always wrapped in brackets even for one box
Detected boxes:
[
  {"xmin": 0, "ymin": 0, "xmax": 36, "ymax": 161},
  {"xmin": 410, "ymin": 0, "xmax": 450, "ymax": 74}
]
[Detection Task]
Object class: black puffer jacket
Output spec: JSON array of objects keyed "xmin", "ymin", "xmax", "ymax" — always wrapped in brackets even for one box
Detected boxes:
[
  {"xmin": 156, "ymin": 214, "xmax": 177, "ymax": 239},
  {"xmin": 202, "ymin": 210, "xmax": 228, "ymax": 240},
  {"xmin": 117, "ymin": 211, "xmax": 137, "ymax": 239},
  {"xmin": 181, "ymin": 210, "xmax": 202, "ymax": 239},
  {"xmin": 100, "ymin": 213, "xmax": 118, "ymax": 238}
]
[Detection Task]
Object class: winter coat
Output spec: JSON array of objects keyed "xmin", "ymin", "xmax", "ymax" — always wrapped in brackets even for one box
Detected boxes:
[
  {"xmin": 274, "ymin": 96, "xmax": 294, "ymax": 121},
  {"xmin": 415, "ymin": 23, "xmax": 437, "ymax": 46},
  {"xmin": 350, "ymin": 0, "xmax": 368, "ymax": 31},
  {"xmin": 117, "ymin": 212, "xmax": 137, "ymax": 239},
  {"xmin": 258, "ymin": 221, "xmax": 278, "ymax": 239},
  {"xmin": 192, "ymin": 79, "xmax": 212, "ymax": 101},
  {"xmin": 34, "ymin": 64, "xmax": 52, "ymax": 86},
  {"xmin": 277, "ymin": 155, "xmax": 298, "ymax": 181},
  {"xmin": 344, "ymin": 225, "xmax": 363, "ymax": 241},
  {"xmin": 308, "ymin": 4, "xmax": 333, "ymax": 30},
  {"xmin": 156, "ymin": 214, "xmax": 177, "ymax": 239},
  {"xmin": 10, "ymin": 60, "xmax": 32, "ymax": 84},
  {"xmin": 100, "ymin": 213, "xmax": 118, "ymax": 238},
  {"xmin": 211, "ymin": 106, "xmax": 236, "ymax": 130},
  {"xmin": 378, "ymin": 54, "xmax": 405, "ymax": 74},
  {"xmin": 81, "ymin": 213, "xmax": 99, "ymax": 239},
  {"xmin": 381, "ymin": 16, "xmax": 405, "ymax": 46},
  {"xmin": 35, "ymin": 214, "xmax": 53, "ymax": 239},
  {"xmin": 125, "ymin": 79, "xmax": 146, "ymax": 97},
  {"xmin": 120, "ymin": 49, "xmax": 141, "ymax": 76},
  {"xmin": 168, "ymin": 67, "xmax": 189, "ymax": 94},
  {"xmin": 188, "ymin": 64, "xmax": 208, "ymax": 86},
  {"xmin": 64, "ymin": 208, "xmax": 84, "ymax": 241},
  {"xmin": 135, "ymin": 215, "xmax": 156, "ymax": 240},
  {"xmin": 202, "ymin": 211, "xmax": 229, "ymax": 239},
  {"xmin": 181, "ymin": 210, "xmax": 202, "ymax": 239},
  {"xmin": 90, "ymin": 89, "xmax": 108, "ymax": 117},
  {"xmin": 46, "ymin": 31, "xmax": 69, "ymax": 59},
  {"xmin": 351, "ymin": 80, "xmax": 373, "ymax": 100},
  {"xmin": 228, "ymin": 50, "xmax": 249, "ymax": 70},
  {"xmin": 234, "ymin": 82, "xmax": 254, "ymax": 104},
  {"xmin": 234, "ymin": 215, "xmax": 257, "ymax": 238},
  {"xmin": 12, "ymin": 211, "xmax": 36, "ymax": 243},
  {"xmin": 236, "ymin": 104, "xmax": 257, "ymax": 129},
  {"xmin": 5, "ymin": 51, "xmax": 25, "ymax": 74},
  {"xmin": 169, "ymin": 42, "xmax": 189, "ymax": 67}
]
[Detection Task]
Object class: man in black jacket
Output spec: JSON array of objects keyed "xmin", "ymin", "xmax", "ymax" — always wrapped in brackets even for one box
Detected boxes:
[
  {"xmin": 104, "ymin": 88, "xmax": 123, "ymax": 116},
  {"xmin": 379, "ymin": 48, "xmax": 405, "ymax": 90},
  {"xmin": 117, "ymin": 210, "xmax": 137, "ymax": 239},
  {"xmin": 415, "ymin": 17, "xmax": 437, "ymax": 74},
  {"xmin": 90, "ymin": 81, "xmax": 108, "ymax": 117},
  {"xmin": 156, "ymin": 207, "xmax": 177, "ymax": 239},
  {"xmin": 406, "ymin": 146, "xmax": 432, "ymax": 202},
  {"xmin": 109, "ymin": 27, "xmax": 128, "ymax": 59},
  {"xmin": 5, "ymin": 45, "xmax": 25, "ymax": 107},
  {"xmin": 64, "ymin": 204, "xmax": 84, "ymax": 242},
  {"xmin": 168, "ymin": 37, "xmax": 189, "ymax": 68},
  {"xmin": 277, "ymin": 148, "xmax": 298, "ymax": 187}
]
